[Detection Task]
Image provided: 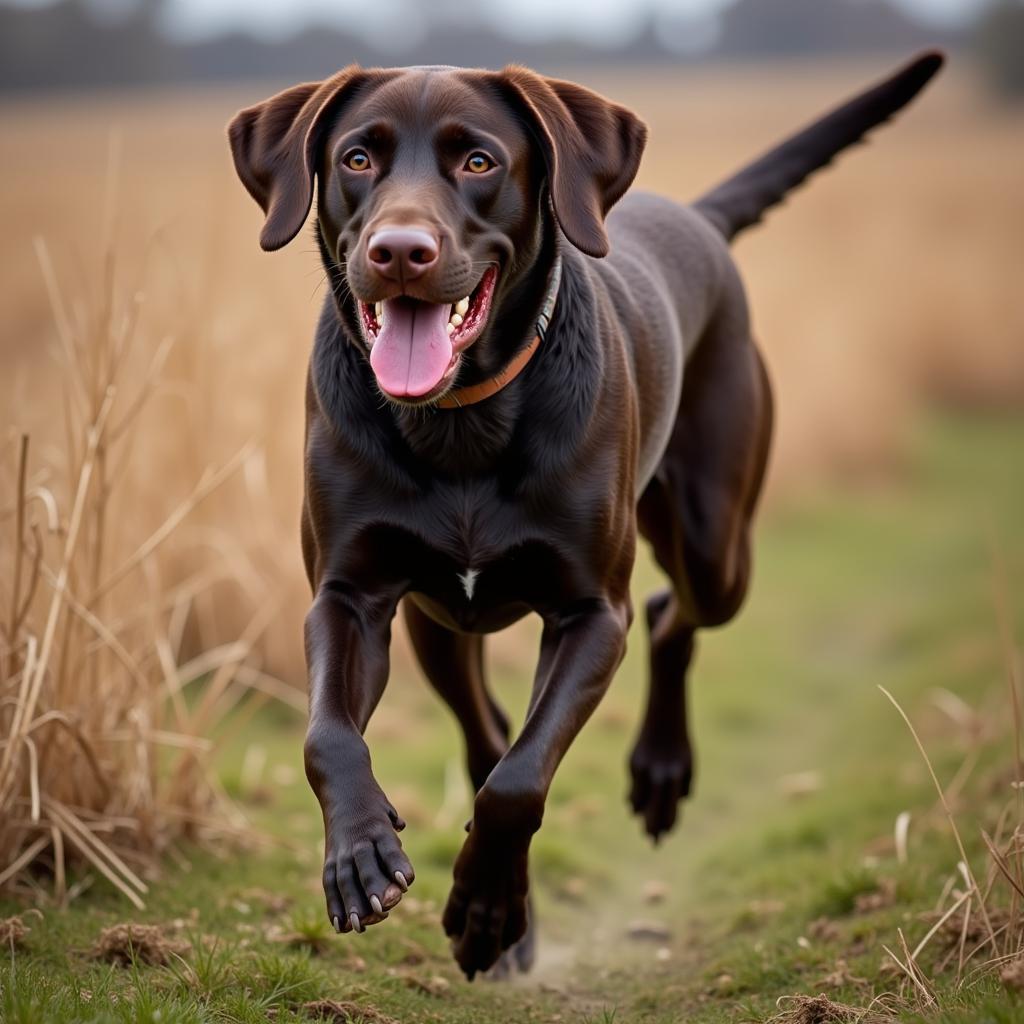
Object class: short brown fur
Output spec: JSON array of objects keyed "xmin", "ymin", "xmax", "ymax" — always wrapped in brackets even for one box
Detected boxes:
[{"xmin": 228, "ymin": 53, "xmax": 942, "ymax": 978}]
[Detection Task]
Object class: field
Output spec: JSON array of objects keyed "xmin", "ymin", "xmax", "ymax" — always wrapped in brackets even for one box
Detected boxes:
[{"xmin": 2, "ymin": 58, "xmax": 1024, "ymax": 1023}]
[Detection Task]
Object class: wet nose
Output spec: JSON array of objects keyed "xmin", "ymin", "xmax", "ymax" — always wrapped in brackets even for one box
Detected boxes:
[{"xmin": 366, "ymin": 227, "xmax": 439, "ymax": 282}]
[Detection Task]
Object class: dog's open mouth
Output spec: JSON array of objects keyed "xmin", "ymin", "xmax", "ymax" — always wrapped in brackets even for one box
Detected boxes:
[{"xmin": 359, "ymin": 267, "xmax": 497, "ymax": 402}]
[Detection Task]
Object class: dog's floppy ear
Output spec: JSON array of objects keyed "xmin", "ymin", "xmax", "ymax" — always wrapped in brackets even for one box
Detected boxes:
[
  {"xmin": 227, "ymin": 66, "xmax": 369, "ymax": 252},
  {"xmin": 497, "ymin": 67, "xmax": 647, "ymax": 258}
]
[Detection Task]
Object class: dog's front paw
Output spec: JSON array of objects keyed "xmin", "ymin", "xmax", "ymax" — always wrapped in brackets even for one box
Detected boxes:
[
  {"xmin": 321, "ymin": 796, "xmax": 415, "ymax": 934},
  {"xmin": 442, "ymin": 828, "xmax": 530, "ymax": 980},
  {"xmin": 628, "ymin": 738, "xmax": 692, "ymax": 843}
]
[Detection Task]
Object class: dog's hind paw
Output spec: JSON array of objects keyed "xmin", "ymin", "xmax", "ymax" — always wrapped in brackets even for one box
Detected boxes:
[{"xmin": 628, "ymin": 742, "xmax": 692, "ymax": 844}]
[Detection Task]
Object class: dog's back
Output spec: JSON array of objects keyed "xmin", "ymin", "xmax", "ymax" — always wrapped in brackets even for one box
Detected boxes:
[{"xmin": 588, "ymin": 50, "xmax": 945, "ymax": 491}]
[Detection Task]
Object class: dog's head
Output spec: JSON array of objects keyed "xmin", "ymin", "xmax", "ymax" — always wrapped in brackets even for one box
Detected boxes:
[{"xmin": 228, "ymin": 65, "xmax": 646, "ymax": 404}]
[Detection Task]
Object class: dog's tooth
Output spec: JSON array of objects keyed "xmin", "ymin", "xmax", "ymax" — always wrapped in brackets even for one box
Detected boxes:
[
  {"xmin": 455, "ymin": 298, "xmax": 469, "ymax": 316},
  {"xmin": 446, "ymin": 322, "xmax": 455, "ymax": 335},
  {"xmin": 450, "ymin": 313, "xmax": 463, "ymax": 327},
  {"xmin": 375, "ymin": 302, "xmax": 382, "ymax": 319}
]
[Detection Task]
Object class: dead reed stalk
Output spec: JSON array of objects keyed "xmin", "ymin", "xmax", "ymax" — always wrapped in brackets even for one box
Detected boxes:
[
  {"xmin": 774, "ymin": 551, "xmax": 1024, "ymax": 1022},
  {"xmin": 0, "ymin": 236, "xmax": 294, "ymax": 907},
  {"xmin": 868, "ymin": 544, "xmax": 1024, "ymax": 1010}
]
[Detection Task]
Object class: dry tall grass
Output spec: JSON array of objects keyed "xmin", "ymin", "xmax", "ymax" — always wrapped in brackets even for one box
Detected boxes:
[{"xmin": 0, "ymin": 225, "xmax": 303, "ymax": 906}]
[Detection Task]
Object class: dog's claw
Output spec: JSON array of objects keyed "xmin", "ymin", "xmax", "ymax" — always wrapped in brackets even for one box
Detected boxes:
[{"xmin": 319, "ymin": 793, "xmax": 416, "ymax": 936}]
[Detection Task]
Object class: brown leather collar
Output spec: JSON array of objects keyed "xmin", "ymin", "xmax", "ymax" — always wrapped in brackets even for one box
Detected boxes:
[{"xmin": 436, "ymin": 253, "xmax": 562, "ymax": 410}]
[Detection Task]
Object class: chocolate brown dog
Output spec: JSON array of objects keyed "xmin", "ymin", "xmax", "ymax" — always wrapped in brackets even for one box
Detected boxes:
[{"xmin": 228, "ymin": 51, "xmax": 942, "ymax": 978}]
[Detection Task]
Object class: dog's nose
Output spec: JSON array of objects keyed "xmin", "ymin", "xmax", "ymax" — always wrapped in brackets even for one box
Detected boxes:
[{"xmin": 366, "ymin": 227, "xmax": 439, "ymax": 282}]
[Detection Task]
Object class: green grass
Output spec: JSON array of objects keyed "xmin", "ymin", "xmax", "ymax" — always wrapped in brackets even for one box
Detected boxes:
[{"xmin": 3, "ymin": 411, "xmax": 1024, "ymax": 1023}]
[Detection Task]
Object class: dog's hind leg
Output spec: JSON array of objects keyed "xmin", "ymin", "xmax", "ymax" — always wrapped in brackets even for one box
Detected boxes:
[
  {"xmin": 633, "ymin": 309, "xmax": 773, "ymax": 842},
  {"xmin": 627, "ymin": 583, "xmax": 695, "ymax": 842},
  {"xmin": 403, "ymin": 600, "xmax": 509, "ymax": 792}
]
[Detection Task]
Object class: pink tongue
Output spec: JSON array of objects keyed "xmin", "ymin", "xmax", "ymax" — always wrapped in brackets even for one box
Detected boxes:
[{"xmin": 369, "ymin": 298, "xmax": 453, "ymax": 398}]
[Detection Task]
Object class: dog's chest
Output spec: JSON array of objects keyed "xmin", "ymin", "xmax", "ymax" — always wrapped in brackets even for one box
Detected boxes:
[
  {"xmin": 430, "ymin": 494, "xmax": 511, "ymax": 605},
  {"xmin": 405, "ymin": 485, "xmax": 558, "ymax": 631},
  {"xmin": 410, "ymin": 537, "xmax": 532, "ymax": 632}
]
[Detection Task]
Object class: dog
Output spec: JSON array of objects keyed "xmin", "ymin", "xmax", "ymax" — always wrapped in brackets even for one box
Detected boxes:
[{"xmin": 228, "ymin": 51, "xmax": 943, "ymax": 978}]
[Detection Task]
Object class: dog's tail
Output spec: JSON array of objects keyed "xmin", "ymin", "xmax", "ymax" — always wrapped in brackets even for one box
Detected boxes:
[{"xmin": 694, "ymin": 50, "xmax": 944, "ymax": 243}]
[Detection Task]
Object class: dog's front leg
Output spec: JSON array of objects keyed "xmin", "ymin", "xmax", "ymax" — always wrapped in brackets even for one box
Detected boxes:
[
  {"xmin": 303, "ymin": 585, "xmax": 414, "ymax": 935},
  {"xmin": 443, "ymin": 597, "xmax": 631, "ymax": 977}
]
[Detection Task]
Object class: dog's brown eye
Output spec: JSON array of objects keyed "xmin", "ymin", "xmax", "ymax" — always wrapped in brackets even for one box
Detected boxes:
[
  {"xmin": 344, "ymin": 150, "xmax": 371, "ymax": 171},
  {"xmin": 464, "ymin": 153, "xmax": 494, "ymax": 174}
]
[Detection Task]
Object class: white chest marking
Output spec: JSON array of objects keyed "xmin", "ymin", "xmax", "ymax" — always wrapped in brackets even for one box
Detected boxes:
[{"xmin": 458, "ymin": 568, "xmax": 480, "ymax": 601}]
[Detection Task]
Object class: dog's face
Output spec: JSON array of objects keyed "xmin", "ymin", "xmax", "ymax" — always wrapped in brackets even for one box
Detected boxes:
[{"xmin": 228, "ymin": 66, "xmax": 646, "ymax": 404}]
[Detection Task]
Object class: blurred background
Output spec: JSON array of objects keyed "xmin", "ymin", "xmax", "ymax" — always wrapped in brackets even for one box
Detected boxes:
[{"xmin": 1, "ymin": 2, "xmax": 1023, "ymax": 1020}]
